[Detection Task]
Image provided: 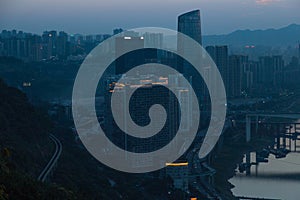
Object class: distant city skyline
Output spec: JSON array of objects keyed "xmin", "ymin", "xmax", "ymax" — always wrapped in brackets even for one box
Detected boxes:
[{"xmin": 1, "ymin": 0, "xmax": 299, "ymax": 35}]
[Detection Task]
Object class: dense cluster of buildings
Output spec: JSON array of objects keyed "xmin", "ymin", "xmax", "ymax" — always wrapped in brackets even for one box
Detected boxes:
[
  {"xmin": 98, "ymin": 11, "xmax": 300, "ymax": 195},
  {"xmin": 176, "ymin": 10, "xmax": 299, "ymax": 98},
  {"xmin": 205, "ymin": 46, "xmax": 287, "ymax": 97},
  {"xmin": 2, "ymin": 9, "xmax": 299, "ymax": 198},
  {"xmin": 0, "ymin": 29, "xmax": 111, "ymax": 61},
  {"xmin": 1, "ymin": 21, "xmax": 299, "ymax": 98}
]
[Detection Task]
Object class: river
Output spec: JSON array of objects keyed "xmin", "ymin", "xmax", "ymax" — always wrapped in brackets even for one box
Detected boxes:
[{"xmin": 229, "ymin": 120, "xmax": 300, "ymax": 200}]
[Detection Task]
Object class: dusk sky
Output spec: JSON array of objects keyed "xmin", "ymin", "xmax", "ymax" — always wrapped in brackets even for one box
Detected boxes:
[{"xmin": 0, "ymin": 0, "xmax": 299, "ymax": 35}]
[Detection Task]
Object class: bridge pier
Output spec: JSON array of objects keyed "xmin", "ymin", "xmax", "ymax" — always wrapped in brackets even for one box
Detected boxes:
[
  {"xmin": 245, "ymin": 113, "xmax": 300, "ymax": 143},
  {"xmin": 276, "ymin": 124, "xmax": 280, "ymax": 149},
  {"xmin": 255, "ymin": 116, "xmax": 259, "ymax": 134},
  {"xmin": 276, "ymin": 135, "xmax": 280, "ymax": 149},
  {"xmin": 289, "ymin": 135, "xmax": 292, "ymax": 150},
  {"xmin": 246, "ymin": 152, "xmax": 251, "ymax": 176},
  {"xmin": 283, "ymin": 137, "xmax": 286, "ymax": 148},
  {"xmin": 246, "ymin": 116, "xmax": 251, "ymax": 142}
]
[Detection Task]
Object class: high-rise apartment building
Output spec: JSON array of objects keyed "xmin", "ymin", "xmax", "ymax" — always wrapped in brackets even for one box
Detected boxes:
[
  {"xmin": 228, "ymin": 55, "xmax": 248, "ymax": 97},
  {"xmin": 115, "ymin": 36, "xmax": 144, "ymax": 74}
]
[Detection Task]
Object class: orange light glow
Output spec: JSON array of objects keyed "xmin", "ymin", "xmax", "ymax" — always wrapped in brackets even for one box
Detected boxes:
[{"xmin": 165, "ymin": 162, "xmax": 188, "ymax": 166}]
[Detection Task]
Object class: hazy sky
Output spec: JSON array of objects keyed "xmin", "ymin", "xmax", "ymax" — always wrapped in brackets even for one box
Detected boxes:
[{"xmin": 0, "ymin": 0, "xmax": 299, "ymax": 35}]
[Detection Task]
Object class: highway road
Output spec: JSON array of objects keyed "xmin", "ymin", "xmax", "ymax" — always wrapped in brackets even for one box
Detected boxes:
[{"xmin": 38, "ymin": 134, "xmax": 62, "ymax": 182}]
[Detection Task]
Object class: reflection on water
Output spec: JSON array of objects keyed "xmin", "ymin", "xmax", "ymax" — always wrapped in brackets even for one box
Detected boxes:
[{"xmin": 230, "ymin": 122, "xmax": 300, "ymax": 200}]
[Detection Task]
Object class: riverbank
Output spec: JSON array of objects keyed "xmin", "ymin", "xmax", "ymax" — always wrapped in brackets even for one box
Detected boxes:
[
  {"xmin": 211, "ymin": 128, "xmax": 275, "ymax": 199},
  {"xmin": 212, "ymin": 90, "xmax": 300, "ymax": 199}
]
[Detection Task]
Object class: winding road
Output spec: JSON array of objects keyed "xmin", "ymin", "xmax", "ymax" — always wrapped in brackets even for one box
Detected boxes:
[{"xmin": 38, "ymin": 134, "xmax": 62, "ymax": 182}]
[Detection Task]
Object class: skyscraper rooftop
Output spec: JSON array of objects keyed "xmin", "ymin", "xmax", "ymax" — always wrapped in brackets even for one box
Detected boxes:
[{"xmin": 178, "ymin": 9, "xmax": 202, "ymax": 45}]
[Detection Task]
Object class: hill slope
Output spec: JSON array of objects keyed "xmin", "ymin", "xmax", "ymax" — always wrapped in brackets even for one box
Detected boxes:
[{"xmin": 203, "ymin": 24, "xmax": 300, "ymax": 47}]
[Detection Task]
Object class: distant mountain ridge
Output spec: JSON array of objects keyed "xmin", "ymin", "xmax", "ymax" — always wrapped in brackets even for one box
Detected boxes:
[{"xmin": 203, "ymin": 24, "xmax": 300, "ymax": 47}]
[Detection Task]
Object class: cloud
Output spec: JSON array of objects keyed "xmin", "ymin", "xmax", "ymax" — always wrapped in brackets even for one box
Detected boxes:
[{"xmin": 255, "ymin": 0, "xmax": 280, "ymax": 5}]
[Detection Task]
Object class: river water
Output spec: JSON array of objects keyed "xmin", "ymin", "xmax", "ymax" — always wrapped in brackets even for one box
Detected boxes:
[{"xmin": 229, "ymin": 121, "xmax": 300, "ymax": 200}]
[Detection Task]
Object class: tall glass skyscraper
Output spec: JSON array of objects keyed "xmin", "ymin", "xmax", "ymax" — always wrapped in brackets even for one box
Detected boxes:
[
  {"xmin": 177, "ymin": 10, "xmax": 208, "ymax": 127},
  {"xmin": 177, "ymin": 10, "xmax": 202, "ymax": 45},
  {"xmin": 177, "ymin": 9, "xmax": 202, "ymax": 74}
]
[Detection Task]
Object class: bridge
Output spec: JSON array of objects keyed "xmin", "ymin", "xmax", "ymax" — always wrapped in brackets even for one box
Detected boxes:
[{"xmin": 245, "ymin": 113, "xmax": 300, "ymax": 142}]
